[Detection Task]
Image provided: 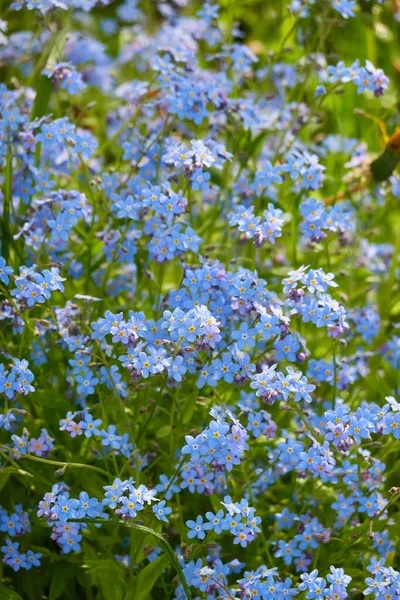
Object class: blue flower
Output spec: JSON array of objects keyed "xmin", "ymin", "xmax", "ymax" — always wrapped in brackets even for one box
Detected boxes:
[
  {"xmin": 0, "ymin": 257, "xmax": 13, "ymax": 285},
  {"xmin": 186, "ymin": 515, "xmax": 207, "ymax": 540},
  {"xmin": 153, "ymin": 500, "xmax": 172, "ymax": 522}
]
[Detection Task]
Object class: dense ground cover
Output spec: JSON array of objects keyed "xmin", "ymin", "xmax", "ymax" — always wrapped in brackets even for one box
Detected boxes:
[{"xmin": 1, "ymin": 0, "xmax": 400, "ymax": 598}]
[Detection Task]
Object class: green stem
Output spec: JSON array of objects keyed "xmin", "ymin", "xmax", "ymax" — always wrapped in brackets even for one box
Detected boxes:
[
  {"xmin": 0, "ymin": 444, "xmax": 110, "ymax": 478},
  {"xmin": 289, "ymin": 399, "xmax": 323, "ymax": 443}
]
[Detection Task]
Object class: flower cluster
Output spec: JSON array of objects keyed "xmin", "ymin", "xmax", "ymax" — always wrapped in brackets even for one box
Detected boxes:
[
  {"xmin": 38, "ymin": 478, "xmax": 159, "ymax": 555},
  {"xmin": 0, "ymin": 358, "xmax": 35, "ymax": 400},
  {"xmin": 0, "ymin": 505, "xmax": 41, "ymax": 572},
  {"xmin": 186, "ymin": 496, "xmax": 261, "ymax": 548},
  {"xmin": 60, "ymin": 410, "xmax": 132, "ymax": 456},
  {"xmin": 11, "ymin": 266, "xmax": 65, "ymax": 308},
  {"xmin": 326, "ymin": 60, "xmax": 389, "ymax": 96},
  {"xmin": 1, "ymin": 0, "xmax": 399, "ymax": 598},
  {"xmin": 300, "ymin": 198, "xmax": 355, "ymax": 242}
]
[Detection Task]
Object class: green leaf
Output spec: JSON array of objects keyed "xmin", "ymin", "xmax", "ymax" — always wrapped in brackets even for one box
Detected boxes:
[
  {"xmin": 209, "ymin": 493, "xmax": 223, "ymax": 514},
  {"xmin": 0, "ymin": 470, "xmax": 11, "ymax": 494},
  {"xmin": 77, "ymin": 519, "xmax": 193, "ymax": 600},
  {"xmin": 370, "ymin": 147, "xmax": 399, "ymax": 182},
  {"xmin": 122, "ymin": 522, "xmax": 193, "ymax": 600},
  {"xmin": 130, "ymin": 554, "xmax": 169, "ymax": 600},
  {"xmin": 49, "ymin": 562, "xmax": 77, "ymax": 600},
  {"xmin": 82, "ymin": 558, "xmax": 126, "ymax": 600},
  {"xmin": 156, "ymin": 425, "xmax": 172, "ymax": 438},
  {"xmin": 390, "ymin": 299, "xmax": 400, "ymax": 316},
  {"xmin": 19, "ymin": 570, "xmax": 45, "ymax": 600},
  {"xmin": 181, "ymin": 394, "xmax": 197, "ymax": 425},
  {"xmin": 98, "ymin": 577, "xmax": 124, "ymax": 600},
  {"xmin": 30, "ymin": 76, "xmax": 55, "ymax": 121},
  {"xmin": 83, "ymin": 558, "xmax": 125, "ymax": 573},
  {"xmin": 30, "ymin": 16, "xmax": 72, "ymax": 122},
  {"xmin": 0, "ymin": 584, "xmax": 23, "ymax": 600},
  {"xmin": 0, "ymin": 467, "xmax": 33, "ymax": 493},
  {"xmin": 247, "ymin": 131, "xmax": 268, "ymax": 158}
]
